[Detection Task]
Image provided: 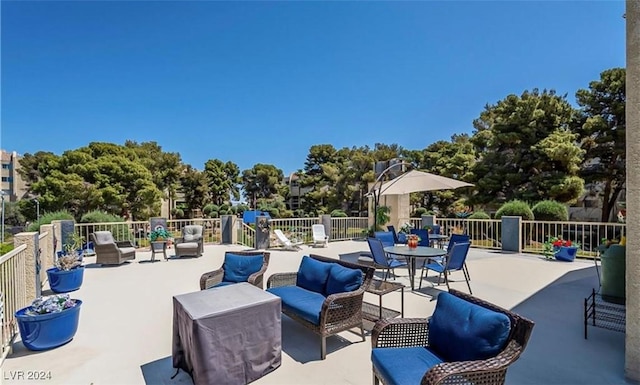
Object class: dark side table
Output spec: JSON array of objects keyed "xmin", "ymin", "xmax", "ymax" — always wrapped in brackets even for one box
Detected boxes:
[
  {"xmin": 363, "ymin": 279, "xmax": 404, "ymax": 322},
  {"xmin": 150, "ymin": 241, "xmax": 168, "ymax": 262}
]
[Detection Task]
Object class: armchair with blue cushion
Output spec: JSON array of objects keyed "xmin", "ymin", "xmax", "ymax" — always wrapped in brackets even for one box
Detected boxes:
[
  {"xmin": 199, "ymin": 251, "xmax": 270, "ymax": 290},
  {"xmin": 371, "ymin": 289, "xmax": 535, "ymax": 385}
]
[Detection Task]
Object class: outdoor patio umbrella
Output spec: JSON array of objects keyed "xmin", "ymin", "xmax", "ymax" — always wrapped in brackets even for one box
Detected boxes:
[{"xmin": 378, "ymin": 170, "xmax": 474, "ymax": 196}]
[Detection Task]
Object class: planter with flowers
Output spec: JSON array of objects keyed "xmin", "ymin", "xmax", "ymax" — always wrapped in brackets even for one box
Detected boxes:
[
  {"xmin": 15, "ymin": 293, "xmax": 82, "ymax": 351},
  {"xmin": 47, "ymin": 233, "xmax": 85, "ymax": 293},
  {"xmin": 543, "ymin": 237, "xmax": 580, "ymax": 262},
  {"xmin": 406, "ymin": 234, "xmax": 421, "ymax": 249}
]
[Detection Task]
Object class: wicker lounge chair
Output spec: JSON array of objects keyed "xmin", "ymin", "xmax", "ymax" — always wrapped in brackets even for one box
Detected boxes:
[
  {"xmin": 371, "ymin": 289, "xmax": 535, "ymax": 385},
  {"xmin": 90, "ymin": 231, "xmax": 136, "ymax": 265},
  {"xmin": 174, "ymin": 225, "xmax": 203, "ymax": 258},
  {"xmin": 199, "ymin": 251, "xmax": 270, "ymax": 290}
]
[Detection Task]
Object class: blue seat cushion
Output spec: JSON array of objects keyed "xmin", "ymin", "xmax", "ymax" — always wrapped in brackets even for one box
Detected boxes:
[
  {"xmin": 428, "ymin": 292, "xmax": 511, "ymax": 362},
  {"xmin": 267, "ymin": 285, "xmax": 326, "ymax": 325},
  {"xmin": 296, "ymin": 256, "xmax": 332, "ymax": 294},
  {"xmin": 372, "ymin": 347, "xmax": 443, "ymax": 385},
  {"xmin": 222, "ymin": 253, "xmax": 264, "ymax": 283},
  {"xmin": 325, "ymin": 264, "xmax": 363, "ymax": 296}
]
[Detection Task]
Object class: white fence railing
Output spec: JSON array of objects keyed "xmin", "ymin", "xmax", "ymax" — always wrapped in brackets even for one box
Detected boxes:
[
  {"xmin": 522, "ymin": 220, "xmax": 625, "ymax": 256},
  {"xmin": 331, "ymin": 217, "xmax": 369, "ymax": 241},
  {"xmin": 1, "ymin": 244, "xmax": 28, "ymax": 364}
]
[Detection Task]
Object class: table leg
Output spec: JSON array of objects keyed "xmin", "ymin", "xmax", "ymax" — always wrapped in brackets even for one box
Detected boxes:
[
  {"xmin": 400, "ymin": 286, "xmax": 404, "ymax": 317},
  {"xmin": 378, "ymin": 294, "xmax": 383, "ymax": 320},
  {"xmin": 408, "ymin": 257, "xmax": 416, "ymax": 291}
]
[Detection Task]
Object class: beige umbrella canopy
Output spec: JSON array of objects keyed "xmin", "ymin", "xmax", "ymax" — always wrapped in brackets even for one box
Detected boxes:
[{"xmin": 378, "ymin": 170, "xmax": 474, "ymax": 196}]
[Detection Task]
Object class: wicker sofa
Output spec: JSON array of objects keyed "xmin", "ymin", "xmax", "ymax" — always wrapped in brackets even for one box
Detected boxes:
[
  {"xmin": 267, "ymin": 254, "xmax": 374, "ymax": 359},
  {"xmin": 371, "ymin": 289, "xmax": 535, "ymax": 385},
  {"xmin": 90, "ymin": 231, "xmax": 136, "ymax": 265}
]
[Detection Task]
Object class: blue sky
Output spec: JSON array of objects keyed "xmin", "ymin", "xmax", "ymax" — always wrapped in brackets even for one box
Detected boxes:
[{"xmin": 1, "ymin": 1, "xmax": 626, "ymax": 176}]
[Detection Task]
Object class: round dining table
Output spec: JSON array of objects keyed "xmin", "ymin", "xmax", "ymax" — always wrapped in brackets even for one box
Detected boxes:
[
  {"xmin": 429, "ymin": 234, "xmax": 449, "ymax": 248},
  {"xmin": 384, "ymin": 245, "xmax": 447, "ymax": 290}
]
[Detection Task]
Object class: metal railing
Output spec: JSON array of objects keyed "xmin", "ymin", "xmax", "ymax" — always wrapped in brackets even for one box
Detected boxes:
[
  {"xmin": 1, "ymin": 244, "xmax": 28, "ymax": 364},
  {"xmin": 238, "ymin": 223, "xmax": 256, "ymax": 247},
  {"xmin": 331, "ymin": 217, "xmax": 369, "ymax": 241},
  {"xmin": 436, "ymin": 218, "xmax": 503, "ymax": 250},
  {"xmin": 269, "ymin": 218, "xmax": 319, "ymax": 244},
  {"xmin": 522, "ymin": 220, "xmax": 625, "ymax": 256}
]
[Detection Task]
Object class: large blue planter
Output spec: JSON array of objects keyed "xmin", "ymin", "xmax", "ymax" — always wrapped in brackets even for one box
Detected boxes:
[
  {"xmin": 47, "ymin": 266, "xmax": 84, "ymax": 293},
  {"xmin": 15, "ymin": 300, "xmax": 82, "ymax": 351},
  {"xmin": 554, "ymin": 246, "xmax": 577, "ymax": 262}
]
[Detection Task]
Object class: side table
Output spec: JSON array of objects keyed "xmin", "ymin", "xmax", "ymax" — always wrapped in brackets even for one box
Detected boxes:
[
  {"xmin": 363, "ymin": 279, "xmax": 404, "ymax": 322},
  {"xmin": 150, "ymin": 241, "xmax": 168, "ymax": 262}
]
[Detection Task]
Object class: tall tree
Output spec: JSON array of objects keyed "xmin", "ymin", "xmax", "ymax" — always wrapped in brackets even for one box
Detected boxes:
[
  {"xmin": 241, "ymin": 164, "xmax": 284, "ymax": 208},
  {"xmin": 179, "ymin": 165, "xmax": 209, "ymax": 218},
  {"xmin": 470, "ymin": 89, "xmax": 584, "ymax": 205},
  {"xmin": 204, "ymin": 159, "xmax": 241, "ymax": 205},
  {"xmin": 573, "ymin": 68, "xmax": 626, "ymax": 221}
]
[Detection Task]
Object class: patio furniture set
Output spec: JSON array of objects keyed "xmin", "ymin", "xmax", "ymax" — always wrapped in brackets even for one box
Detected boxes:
[{"xmin": 169, "ymin": 235, "xmax": 535, "ymax": 385}]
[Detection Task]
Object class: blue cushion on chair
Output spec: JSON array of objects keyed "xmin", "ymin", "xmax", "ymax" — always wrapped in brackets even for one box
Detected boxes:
[
  {"xmin": 296, "ymin": 256, "xmax": 332, "ymax": 293},
  {"xmin": 372, "ymin": 346, "xmax": 444, "ymax": 385},
  {"xmin": 428, "ymin": 292, "xmax": 511, "ymax": 362},
  {"xmin": 222, "ymin": 254, "xmax": 264, "ymax": 283},
  {"xmin": 325, "ymin": 264, "xmax": 363, "ymax": 296}
]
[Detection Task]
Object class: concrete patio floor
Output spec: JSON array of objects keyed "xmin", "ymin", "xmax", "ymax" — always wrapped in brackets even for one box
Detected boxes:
[{"xmin": 0, "ymin": 240, "xmax": 627, "ymax": 385}]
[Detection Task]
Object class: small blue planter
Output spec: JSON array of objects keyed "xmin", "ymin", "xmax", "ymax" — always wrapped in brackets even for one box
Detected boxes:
[
  {"xmin": 15, "ymin": 300, "xmax": 82, "ymax": 351},
  {"xmin": 47, "ymin": 266, "xmax": 85, "ymax": 293},
  {"xmin": 554, "ymin": 246, "xmax": 577, "ymax": 262}
]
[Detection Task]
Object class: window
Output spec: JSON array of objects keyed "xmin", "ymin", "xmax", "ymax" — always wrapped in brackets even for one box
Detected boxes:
[
  {"xmin": 1, "ymin": 176, "xmax": 12, "ymax": 182},
  {"xmin": 1, "ymin": 164, "xmax": 10, "ymax": 169}
]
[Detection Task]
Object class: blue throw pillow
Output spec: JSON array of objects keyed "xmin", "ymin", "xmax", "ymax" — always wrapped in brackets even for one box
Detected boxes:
[
  {"xmin": 296, "ymin": 256, "xmax": 332, "ymax": 294},
  {"xmin": 222, "ymin": 253, "xmax": 264, "ymax": 283},
  {"xmin": 428, "ymin": 292, "xmax": 511, "ymax": 362},
  {"xmin": 325, "ymin": 264, "xmax": 363, "ymax": 296}
]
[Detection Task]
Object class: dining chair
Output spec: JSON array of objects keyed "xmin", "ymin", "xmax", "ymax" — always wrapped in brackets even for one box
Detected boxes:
[
  {"xmin": 374, "ymin": 231, "xmax": 396, "ymax": 247},
  {"xmin": 419, "ymin": 241, "xmax": 472, "ymax": 293},
  {"xmin": 410, "ymin": 228, "xmax": 431, "ymax": 247},
  {"xmin": 447, "ymin": 233, "xmax": 472, "ymax": 280},
  {"xmin": 386, "ymin": 226, "xmax": 400, "ymax": 244},
  {"xmin": 366, "ymin": 237, "xmax": 407, "ymax": 281}
]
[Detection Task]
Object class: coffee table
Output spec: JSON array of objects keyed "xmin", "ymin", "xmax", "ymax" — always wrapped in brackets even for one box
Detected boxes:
[{"xmin": 172, "ymin": 283, "xmax": 281, "ymax": 384}]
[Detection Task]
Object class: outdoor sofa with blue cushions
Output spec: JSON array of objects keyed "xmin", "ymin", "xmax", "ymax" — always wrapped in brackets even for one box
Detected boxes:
[
  {"xmin": 199, "ymin": 251, "xmax": 270, "ymax": 290},
  {"xmin": 371, "ymin": 289, "xmax": 535, "ymax": 385},
  {"xmin": 267, "ymin": 254, "xmax": 375, "ymax": 359}
]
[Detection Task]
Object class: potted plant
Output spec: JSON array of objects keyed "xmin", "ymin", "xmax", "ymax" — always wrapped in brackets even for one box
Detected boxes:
[
  {"xmin": 47, "ymin": 233, "xmax": 85, "ymax": 293},
  {"xmin": 150, "ymin": 227, "xmax": 172, "ymax": 242},
  {"xmin": 543, "ymin": 236, "xmax": 580, "ymax": 262},
  {"xmin": 15, "ymin": 293, "xmax": 82, "ymax": 351},
  {"xmin": 406, "ymin": 234, "xmax": 421, "ymax": 249}
]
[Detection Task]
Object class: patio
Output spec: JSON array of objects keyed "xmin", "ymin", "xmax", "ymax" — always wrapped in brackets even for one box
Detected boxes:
[{"xmin": 1, "ymin": 241, "xmax": 626, "ymax": 385}]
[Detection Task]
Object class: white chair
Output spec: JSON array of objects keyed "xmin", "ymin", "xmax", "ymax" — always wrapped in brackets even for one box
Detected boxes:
[
  {"xmin": 312, "ymin": 224, "xmax": 329, "ymax": 248},
  {"xmin": 273, "ymin": 229, "xmax": 303, "ymax": 250}
]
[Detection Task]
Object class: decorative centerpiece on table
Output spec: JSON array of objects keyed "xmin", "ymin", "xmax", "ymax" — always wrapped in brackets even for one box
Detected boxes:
[
  {"xmin": 48, "ymin": 233, "xmax": 85, "ymax": 293},
  {"xmin": 543, "ymin": 237, "xmax": 580, "ymax": 262},
  {"xmin": 14, "ymin": 293, "xmax": 82, "ymax": 351},
  {"xmin": 406, "ymin": 234, "xmax": 421, "ymax": 249},
  {"xmin": 398, "ymin": 222, "xmax": 413, "ymax": 243}
]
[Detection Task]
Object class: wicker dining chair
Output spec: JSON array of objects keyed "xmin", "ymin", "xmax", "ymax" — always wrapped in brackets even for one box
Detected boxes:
[{"xmin": 371, "ymin": 289, "xmax": 535, "ymax": 385}]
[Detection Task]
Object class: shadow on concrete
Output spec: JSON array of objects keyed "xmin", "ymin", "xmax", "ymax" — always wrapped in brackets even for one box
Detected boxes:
[
  {"xmin": 140, "ymin": 356, "xmax": 193, "ymax": 385},
  {"xmin": 279, "ymin": 316, "xmax": 363, "ymax": 363},
  {"xmin": 507, "ymin": 266, "xmax": 628, "ymax": 384}
]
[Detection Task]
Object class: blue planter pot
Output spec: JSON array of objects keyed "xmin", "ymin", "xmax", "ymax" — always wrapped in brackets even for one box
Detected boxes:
[
  {"xmin": 15, "ymin": 300, "xmax": 82, "ymax": 351},
  {"xmin": 554, "ymin": 246, "xmax": 577, "ymax": 262},
  {"xmin": 47, "ymin": 266, "xmax": 84, "ymax": 293}
]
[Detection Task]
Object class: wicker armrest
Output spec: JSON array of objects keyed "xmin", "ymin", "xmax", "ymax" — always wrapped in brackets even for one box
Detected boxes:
[
  {"xmin": 116, "ymin": 240, "xmax": 135, "ymax": 248},
  {"xmin": 248, "ymin": 264, "xmax": 269, "ymax": 289},
  {"xmin": 200, "ymin": 269, "xmax": 224, "ymax": 290},
  {"xmin": 321, "ymin": 289, "xmax": 365, "ymax": 324},
  {"xmin": 174, "ymin": 237, "xmax": 184, "ymax": 244},
  {"xmin": 372, "ymin": 317, "xmax": 430, "ymax": 349},
  {"xmin": 266, "ymin": 272, "xmax": 298, "ymax": 288},
  {"xmin": 423, "ymin": 340, "xmax": 523, "ymax": 385}
]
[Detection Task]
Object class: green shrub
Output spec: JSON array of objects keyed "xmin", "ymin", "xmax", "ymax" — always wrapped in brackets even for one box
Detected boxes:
[
  {"xmin": 0, "ymin": 243, "xmax": 14, "ymax": 255},
  {"xmin": 532, "ymin": 200, "xmax": 568, "ymax": 221},
  {"xmin": 495, "ymin": 200, "xmax": 534, "ymax": 220},
  {"xmin": 412, "ymin": 207, "xmax": 428, "ymax": 218},
  {"xmin": 27, "ymin": 210, "xmax": 75, "ymax": 232},
  {"xmin": 330, "ymin": 209, "xmax": 347, "ymax": 217},
  {"xmin": 171, "ymin": 208, "xmax": 185, "ymax": 219},
  {"xmin": 469, "ymin": 211, "xmax": 491, "ymax": 219},
  {"xmin": 80, "ymin": 210, "xmax": 124, "ymax": 223}
]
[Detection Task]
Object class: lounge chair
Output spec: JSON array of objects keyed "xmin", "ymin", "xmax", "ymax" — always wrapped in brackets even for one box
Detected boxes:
[
  {"xmin": 311, "ymin": 224, "xmax": 329, "ymax": 247},
  {"xmin": 273, "ymin": 229, "xmax": 303, "ymax": 250},
  {"xmin": 90, "ymin": 231, "xmax": 136, "ymax": 265}
]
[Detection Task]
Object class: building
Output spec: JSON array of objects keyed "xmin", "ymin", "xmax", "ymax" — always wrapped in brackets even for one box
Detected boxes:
[
  {"xmin": 284, "ymin": 172, "xmax": 312, "ymax": 211},
  {"xmin": 0, "ymin": 150, "xmax": 27, "ymax": 202}
]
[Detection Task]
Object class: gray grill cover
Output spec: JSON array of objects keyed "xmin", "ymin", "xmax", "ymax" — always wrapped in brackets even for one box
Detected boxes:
[{"xmin": 172, "ymin": 283, "xmax": 282, "ymax": 384}]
